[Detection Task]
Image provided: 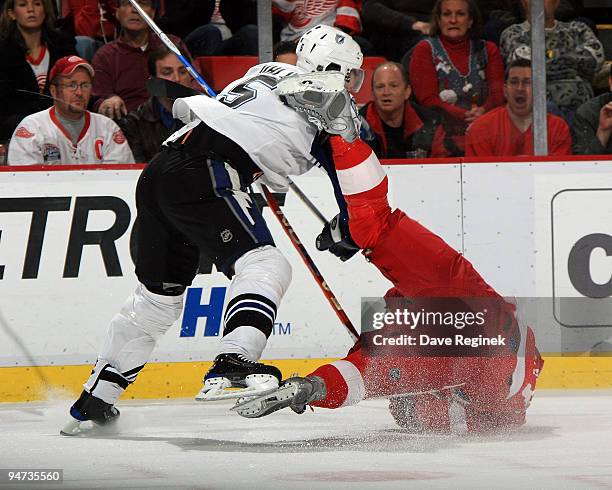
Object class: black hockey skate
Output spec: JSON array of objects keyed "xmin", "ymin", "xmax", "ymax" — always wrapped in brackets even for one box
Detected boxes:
[
  {"xmin": 195, "ymin": 353, "xmax": 282, "ymax": 401},
  {"xmin": 60, "ymin": 390, "xmax": 120, "ymax": 436},
  {"xmin": 232, "ymin": 376, "xmax": 326, "ymax": 418}
]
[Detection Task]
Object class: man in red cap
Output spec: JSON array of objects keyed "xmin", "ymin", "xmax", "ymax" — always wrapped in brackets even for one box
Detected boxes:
[{"xmin": 8, "ymin": 55, "xmax": 134, "ymax": 165}]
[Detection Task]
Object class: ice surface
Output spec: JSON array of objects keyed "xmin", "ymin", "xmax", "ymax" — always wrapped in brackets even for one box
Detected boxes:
[{"xmin": 1, "ymin": 391, "xmax": 611, "ymax": 489}]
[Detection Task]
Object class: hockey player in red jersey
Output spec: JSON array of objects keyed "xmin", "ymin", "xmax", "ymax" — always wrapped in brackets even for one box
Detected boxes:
[
  {"xmin": 234, "ymin": 27, "xmax": 543, "ymax": 433},
  {"xmin": 236, "ymin": 134, "xmax": 544, "ymax": 433}
]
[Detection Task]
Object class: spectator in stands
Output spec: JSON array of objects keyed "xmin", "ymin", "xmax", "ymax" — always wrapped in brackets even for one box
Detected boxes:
[
  {"xmin": 555, "ymin": 0, "xmax": 597, "ymax": 34},
  {"xmin": 361, "ymin": 0, "xmax": 434, "ymax": 62},
  {"xmin": 0, "ymin": 0, "xmax": 76, "ymax": 143},
  {"xmin": 572, "ymin": 70, "xmax": 612, "ymax": 155},
  {"xmin": 360, "ymin": 61, "xmax": 453, "ymax": 158},
  {"xmin": 185, "ymin": 0, "xmax": 258, "ymax": 57},
  {"xmin": 64, "ymin": 0, "xmax": 119, "ymax": 61},
  {"xmin": 118, "ymin": 45, "xmax": 193, "ymax": 163},
  {"xmin": 272, "ymin": 0, "xmax": 374, "ymax": 54},
  {"xmin": 274, "ymin": 0, "xmax": 361, "ymax": 41},
  {"xmin": 7, "ymin": 55, "xmax": 135, "ymax": 164},
  {"xmin": 409, "ymin": 0, "xmax": 505, "ymax": 155},
  {"xmin": 465, "ymin": 59, "xmax": 572, "ymax": 156},
  {"xmin": 157, "ymin": 0, "xmax": 214, "ymax": 40},
  {"xmin": 478, "ymin": 0, "xmax": 522, "ymax": 45},
  {"xmin": 273, "ymin": 40, "xmax": 297, "ymax": 64},
  {"xmin": 499, "ymin": 0, "xmax": 604, "ymax": 123},
  {"xmin": 159, "ymin": 0, "xmax": 230, "ymax": 58},
  {"xmin": 91, "ymin": 0, "xmax": 190, "ymax": 120}
]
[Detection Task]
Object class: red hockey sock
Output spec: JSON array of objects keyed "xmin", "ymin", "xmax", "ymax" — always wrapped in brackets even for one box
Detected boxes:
[{"xmin": 308, "ymin": 364, "xmax": 349, "ymax": 409}]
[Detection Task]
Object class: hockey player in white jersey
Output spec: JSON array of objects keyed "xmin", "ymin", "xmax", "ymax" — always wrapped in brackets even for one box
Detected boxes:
[{"xmin": 61, "ymin": 25, "xmax": 364, "ymax": 435}]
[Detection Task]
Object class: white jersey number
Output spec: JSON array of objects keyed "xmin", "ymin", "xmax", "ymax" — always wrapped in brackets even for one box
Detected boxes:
[{"xmin": 218, "ymin": 74, "xmax": 278, "ymax": 109}]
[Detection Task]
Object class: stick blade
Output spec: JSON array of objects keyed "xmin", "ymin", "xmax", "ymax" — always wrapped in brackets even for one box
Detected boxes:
[{"xmin": 145, "ymin": 77, "xmax": 200, "ymax": 99}]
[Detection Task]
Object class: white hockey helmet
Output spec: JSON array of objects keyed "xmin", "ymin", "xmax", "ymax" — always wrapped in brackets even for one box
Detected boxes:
[{"xmin": 296, "ymin": 24, "xmax": 365, "ymax": 93}]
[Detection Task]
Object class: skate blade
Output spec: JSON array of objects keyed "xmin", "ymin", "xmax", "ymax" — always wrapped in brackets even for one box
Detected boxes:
[
  {"xmin": 60, "ymin": 418, "xmax": 117, "ymax": 437},
  {"xmin": 60, "ymin": 416, "xmax": 120, "ymax": 437},
  {"xmin": 231, "ymin": 382, "xmax": 299, "ymax": 418},
  {"xmin": 196, "ymin": 374, "xmax": 280, "ymax": 402},
  {"xmin": 60, "ymin": 417, "xmax": 92, "ymax": 436}
]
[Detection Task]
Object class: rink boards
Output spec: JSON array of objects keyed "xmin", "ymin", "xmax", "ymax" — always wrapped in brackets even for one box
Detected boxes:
[{"xmin": 1, "ymin": 157, "xmax": 612, "ymax": 401}]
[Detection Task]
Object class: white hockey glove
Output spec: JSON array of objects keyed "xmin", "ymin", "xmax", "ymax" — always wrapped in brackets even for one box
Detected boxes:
[{"xmin": 278, "ymin": 72, "xmax": 361, "ymax": 143}]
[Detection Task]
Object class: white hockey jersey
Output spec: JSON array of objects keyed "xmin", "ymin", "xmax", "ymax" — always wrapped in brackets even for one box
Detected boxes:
[
  {"xmin": 172, "ymin": 62, "xmax": 319, "ymax": 191},
  {"xmin": 8, "ymin": 107, "xmax": 135, "ymax": 165}
]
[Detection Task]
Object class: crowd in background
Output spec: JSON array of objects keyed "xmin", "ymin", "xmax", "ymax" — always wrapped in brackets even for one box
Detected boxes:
[{"xmin": 0, "ymin": 0, "xmax": 611, "ymax": 165}]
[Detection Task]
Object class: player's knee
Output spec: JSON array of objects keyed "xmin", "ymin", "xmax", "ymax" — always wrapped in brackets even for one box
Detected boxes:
[
  {"xmin": 119, "ymin": 283, "xmax": 184, "ymax": 339},
  {"xmin": 234, "ymin": 245, "xmax": 292, "ymax": 301}
]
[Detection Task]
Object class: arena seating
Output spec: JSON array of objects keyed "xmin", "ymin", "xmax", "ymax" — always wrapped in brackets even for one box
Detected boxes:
[
  {"xmin": 198, "ymin": 56, "xmax": 258, "ymax": 95},
  {"xmin": 197, "ymin": 56, "xmax": 387, "ymax": 105}
]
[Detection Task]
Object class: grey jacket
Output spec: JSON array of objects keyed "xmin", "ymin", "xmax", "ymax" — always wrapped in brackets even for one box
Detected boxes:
[
  {"xmin": 571, "ymin": 92, "xmax": 612, "ymax": 155},
  {"xmin": 500, "ymin": 20, "xmax": 604, "ymax": 119}
]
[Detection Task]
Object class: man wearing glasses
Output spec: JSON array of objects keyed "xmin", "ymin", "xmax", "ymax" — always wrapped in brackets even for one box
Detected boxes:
[
  {"xmin": 7, "ymin": 55, "xmax": 134, "ymax": 165},
  {"xmin": 465, "ymin": 58, "xmax": 571, "ymax": 157}
]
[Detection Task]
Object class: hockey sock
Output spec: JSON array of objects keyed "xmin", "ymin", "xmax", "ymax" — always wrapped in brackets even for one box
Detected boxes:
[
  {"xmin": 218, "ymin": 245, "xmax": 291, "ymax": 360},
  {"xmin": 308, "ymin": 360, "xmax": 365, "ymax": 409}
]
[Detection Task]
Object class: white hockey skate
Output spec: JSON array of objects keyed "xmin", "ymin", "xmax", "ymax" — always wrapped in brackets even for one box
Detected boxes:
[
  {"xmin": 231, "ymin": 376, "xmax": 326, "ymax": 418},
  {"xmin": 195, "ymin": 353, "xmax": 282, "ymax": 401},
  {"xmin": 60, "ymin": 390, "xmax": 120, "ymax": 437},
  {"xmin": 60, "ymin": 417, "xmax": 120, "ymax": 437}
]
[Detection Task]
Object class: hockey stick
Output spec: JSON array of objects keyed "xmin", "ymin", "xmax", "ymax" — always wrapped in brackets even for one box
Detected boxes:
[
  {"xmin": 286, "ymin": 178, "xmax": 328, "ymax": 225},
  {"xmin": 16, "ymin": 89, "xmax": 90, "ymax": 107},
  {"xmin": 126, "ymin": 0, "xmax": 216, "ymax": 98},
  {"xmin": 0, "ymin": 308, "xmax": 50, "ymax": 386},
  {"xmin": 260, "ymin": 184, "xmax": 359, "ymax": 342},
  {"xmin": 145, "ymin": 77, "xmax": 200, "ymax": 99}
]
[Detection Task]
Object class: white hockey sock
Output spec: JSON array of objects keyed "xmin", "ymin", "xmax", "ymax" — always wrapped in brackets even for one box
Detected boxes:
[
  {"xmin": 218, "ymin": 326, "xmax": 268, "ymax": 360},
  {"xmin": 218, "ymin": 246, "xmax": 291, "ymax": 360}
]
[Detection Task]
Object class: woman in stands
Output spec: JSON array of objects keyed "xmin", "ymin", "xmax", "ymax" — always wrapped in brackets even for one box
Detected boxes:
[
  {"xmin": 0, "ymin": 0, "xmax": 76, "ymax": 143},
  {"xmin": 408, "ymin": 0, "xmax": 505, "ymax": 155}
]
